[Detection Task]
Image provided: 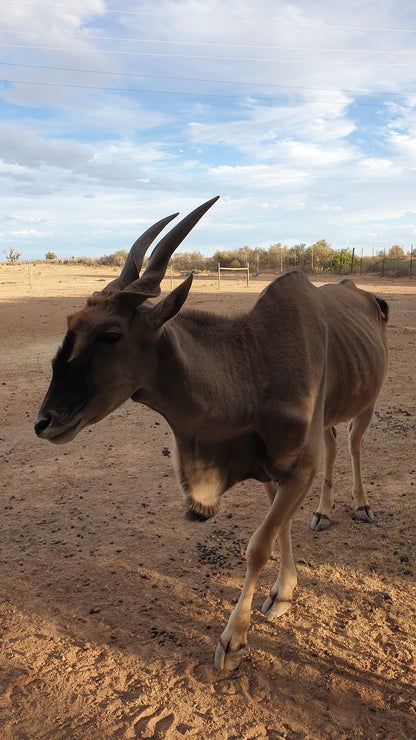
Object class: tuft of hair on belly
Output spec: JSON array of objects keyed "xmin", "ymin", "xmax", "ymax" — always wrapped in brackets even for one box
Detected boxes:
[{"xmin": 184, "ymin": 496, "xmax": 220, "ymax": 521}]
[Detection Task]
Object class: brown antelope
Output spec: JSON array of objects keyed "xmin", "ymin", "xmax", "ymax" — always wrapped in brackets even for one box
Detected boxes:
[{"xmin": 35, "ymin": 197, "xmax": 389, "ymax": 670}]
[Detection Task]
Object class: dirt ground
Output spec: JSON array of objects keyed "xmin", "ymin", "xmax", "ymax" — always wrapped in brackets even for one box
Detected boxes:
[{"xmin": 0, "ymin": 263, "xmax": 415, "ymax": 740}]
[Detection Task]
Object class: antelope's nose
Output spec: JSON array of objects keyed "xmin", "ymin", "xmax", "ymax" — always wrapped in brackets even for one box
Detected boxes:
[{"xmin": 34, "ymin": 414, "xmax": 51, "ymax": 437}]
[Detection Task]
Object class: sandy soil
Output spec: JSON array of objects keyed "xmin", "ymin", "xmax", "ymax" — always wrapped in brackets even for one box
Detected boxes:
[{"xmin": 0, "ymin": 263, "xmax": 415, "ymax": 740}]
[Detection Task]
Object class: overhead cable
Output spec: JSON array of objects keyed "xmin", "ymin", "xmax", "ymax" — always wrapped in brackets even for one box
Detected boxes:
[
  {"xmin": 3, "ymin": 77, "xmax": 416, "ymax": 108},
  {"xmin": 1, "ymin": 2, "xmax": 416, "ymax": 34},
  {"xmin": 1, "ymin": 60, "xmax": 412, "ymax": 97},
  {"xmin": 3, "ymin": 43, "xmax": 416, "ymax": 67},
  {"xmin": 0, "ymin": 30, "xmax": 415, "ymax": 55}
]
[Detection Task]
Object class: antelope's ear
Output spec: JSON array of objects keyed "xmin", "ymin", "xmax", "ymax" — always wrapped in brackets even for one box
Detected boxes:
[{"xmin": 150, "ymin": 274, "xmax": 193, "ymax": 327}]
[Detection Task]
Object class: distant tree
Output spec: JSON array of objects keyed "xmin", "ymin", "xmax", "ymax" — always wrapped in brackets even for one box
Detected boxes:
[
  {"xmin": 267, "ymin": 243, "xmax": 282, "ymax": 271},
  {"xmin": 306, "ymin": 239, "xmax": 333, "ymax": 272},
  {"xmin": 3, "ymin": 247, "xmax": 22, "ymax": 263},
  {"xmin": 293, "ymin": 243, "xmax": 306, "ymax": 270},
  {"xmin": 209, "ymin": 250, "xmax": 244, "ymax": 270},
  {"xmin": 184, "ymin": 251, "xmax": 209, "ymax": 271},
  {"xmin": 332, "ymin": 247, "xmax": 359, "ymax": 273},
  {"xmin": 388, "ymin": 245, "xmax": 404, "ymax": 259},
  {"xmin": 97, "ymin": 250, "xmax": 128, "ymax": 267},
  {"xmin": 172, "ymin": 251, "xmax": 207, "ymax": 272},
  {"xmin": 252, "ymin": 248, "xmax": 271, "ymax": 272},
  {"xmin": 238, "ymin": 247, "xmax": 251, "ymax": 266},
  {"xmin": 45, "ymin": 251, "xmax": 57, "ymax": 260},
  {"xmin": 286, "ymin": 245, "xmax": 303, "ymax": 270}
]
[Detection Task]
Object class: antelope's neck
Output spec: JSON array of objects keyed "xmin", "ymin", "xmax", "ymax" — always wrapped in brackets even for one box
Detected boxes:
[{"xmin": 153, "ymin": 312, "xmax": 253, "ymax": 431}]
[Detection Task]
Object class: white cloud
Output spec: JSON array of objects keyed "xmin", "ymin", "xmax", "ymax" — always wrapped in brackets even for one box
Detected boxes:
[
  {"xmin": 387, "ymin": 131, "xmax": 416, "ymax": 165},
  {"xmin": 0, "ymin": 161, "xmax": 28, "ymax": 176},
  {"xmin": 355, "ymin": 157, "xmax": 403, "ymax": 178},
  {"xmin": 209, "ymin": 163, "xmax": 310, "ymax": 191},
  {"xmin": 10, "ymin": 228, "xmax": 44, "ymax": 238},
  {"xmin": 275, "ymin": 139, "xmax": 355, "ymax": 167},
  {"xmin": 1, "ymin": 1, "xmax": 416, "ymax": 258},
  {"xmin": 0, "ymin": 123, "xmax": 92, "ymax": 169},
  {"xmin": 188, "ymin": 95, "xmax": 356, "ymax": 171},
  {"xmin": 0, "ymin": 122, "xmax": 177, "ymax": 193}
]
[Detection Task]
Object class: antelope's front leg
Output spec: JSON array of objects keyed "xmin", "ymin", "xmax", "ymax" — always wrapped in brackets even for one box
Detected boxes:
[
  {"xmin": 261, "ymin": 483, "xmax": 298, "ymax": 618},
  {"xmin": 260, "ymin": 519, "xmax": 297, "ymax": 618},
  {"xmin": 214, "ymin": 524, "xmax": 274, "ymax": 670},
  {"xmin": 215, "ymin": 455, "xmax": 319, "ymax": 670}
]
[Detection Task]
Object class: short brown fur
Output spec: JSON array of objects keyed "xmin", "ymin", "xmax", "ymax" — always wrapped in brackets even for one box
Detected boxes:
[{"xmin": 35, "ymin": 199, "xmax": 388, "ymax": 669}]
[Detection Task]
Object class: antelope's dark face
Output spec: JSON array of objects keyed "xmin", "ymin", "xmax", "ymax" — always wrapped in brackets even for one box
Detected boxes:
[
  {"xmin": 34, "ymin": 197, "xmax": 219, "ymax": 445},
  {"xmin": 35, "ymin": 294, "xmax": 157, "ymax": 443}
]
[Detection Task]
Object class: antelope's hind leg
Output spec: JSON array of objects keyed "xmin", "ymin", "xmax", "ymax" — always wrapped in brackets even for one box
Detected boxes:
[
  {"xmin": 311, "ymin": 426, "xmax": 337, "ymax": 531},
  {"xmin": 349, "ymin": 405, "xmax": 375, "ymax": 523}
]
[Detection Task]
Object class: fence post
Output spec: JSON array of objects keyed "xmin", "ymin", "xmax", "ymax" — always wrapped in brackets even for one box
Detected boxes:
[
  {"xmin": 382, "ymin": 249, "xmax": 385, "ymax": 277},
  {"xmin": 410, "ymin": 245, "xmax": 414, "ymax": 278},
  {"xmin": 350, "ymin": 247, "xmax": 355, "ymax": 274},
  {"xmin": 246, "ymin": 262, "xmax": 250, "ymax": 287},
  {"xmin": 217, "ymin": 262, "xmax": 221, "ymax": 290},
  {"xmin": 28, "ymin": 262, "xmax": 33, "ymax": 288}
]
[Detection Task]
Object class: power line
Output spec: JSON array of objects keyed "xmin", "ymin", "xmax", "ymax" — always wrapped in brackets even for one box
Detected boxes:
[
  {"xmin": 1, "ymin": 30, "xmax": 416, "ymax": 55},
  {"xmin": 1, "ymin": 2, "xmax": 416, "ymax": 34},
  {"xmin": 1, "ymin": 61, "xmax": 413, "ymax": 99},
  {"xmin": 3, "ymin": 42, "xmax": 416, "ymax": 67},
  {"xmin": 3, "ymin": 77, "xmax": 416, "ymax": 109},
  {"xmin": 1, "ymin": 77, "xmax": 334, "ymax": 104},
  {"xmin": 0, "ymin": 77, "xmax": 342, "ymax": 101}
]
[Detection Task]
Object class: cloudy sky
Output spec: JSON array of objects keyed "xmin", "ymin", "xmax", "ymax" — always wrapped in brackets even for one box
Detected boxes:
[{"xmin": 1, "ymin": 0, "xmax": 416, "ymax": 260}]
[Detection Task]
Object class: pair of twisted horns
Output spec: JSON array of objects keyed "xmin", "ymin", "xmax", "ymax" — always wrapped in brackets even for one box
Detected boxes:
[{"xmin": 101, "ymin": 196, "xmax": 219, "ymax": 299}]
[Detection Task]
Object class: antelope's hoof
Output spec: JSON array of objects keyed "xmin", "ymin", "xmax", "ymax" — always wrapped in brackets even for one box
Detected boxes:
[
  {"xmin": 261, "ymin": 596, "xmax": 292, "ymax": 619},
  {"xmin": 214, "ymin": 640, "xmax": 247, "ymax": 671},
  {"xmin": 310, "ymin": 512, "xmax": 332, "ymax": 531},
  {"xmin": 353, "ymin": 505, "xmax": 374, "ymax": 523}
]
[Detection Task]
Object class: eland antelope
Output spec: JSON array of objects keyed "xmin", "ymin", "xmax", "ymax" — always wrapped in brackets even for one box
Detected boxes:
[{"xmin": 35, "ymin": 197, "xmax": 388, "ymax": 670}]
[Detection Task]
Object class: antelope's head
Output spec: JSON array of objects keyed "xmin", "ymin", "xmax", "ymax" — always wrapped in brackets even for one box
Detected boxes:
[{"xmin": 34, "ymin": 197, "xmax": 219, "ymax": 444}]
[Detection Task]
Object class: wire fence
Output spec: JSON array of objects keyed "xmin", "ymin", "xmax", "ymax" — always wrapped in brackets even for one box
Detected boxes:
[{"xmin": 2, "ymin": 247, "xmax": 414, "ymax": 281}]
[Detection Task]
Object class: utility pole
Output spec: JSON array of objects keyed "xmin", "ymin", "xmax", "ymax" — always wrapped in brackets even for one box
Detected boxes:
[{"xmin": 350, "ymin": 247, "xmax": 355, "ymax": 274}]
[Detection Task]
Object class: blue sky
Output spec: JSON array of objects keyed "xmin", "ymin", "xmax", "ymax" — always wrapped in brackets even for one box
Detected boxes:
[{"xmin": 1, "ymin": 0, "xmax": 416, "ymax": 260}]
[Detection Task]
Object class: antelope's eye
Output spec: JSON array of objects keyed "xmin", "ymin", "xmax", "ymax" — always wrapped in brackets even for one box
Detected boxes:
[{"xmin": 100, "ymin": 331, "xmax": 122, "ymax": 343}]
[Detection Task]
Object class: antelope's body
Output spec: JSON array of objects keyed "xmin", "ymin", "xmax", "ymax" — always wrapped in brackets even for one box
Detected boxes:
[{"xmin": 35, "ymin": 198, "xmax": 388, "ymax": 669}]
